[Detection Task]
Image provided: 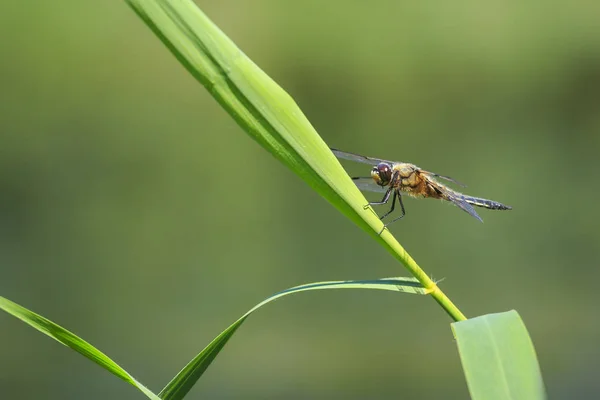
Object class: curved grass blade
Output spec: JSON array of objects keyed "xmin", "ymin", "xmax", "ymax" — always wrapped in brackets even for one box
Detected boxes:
[
  {"xmin": 0, "ymin": 296, "xmax": 160, "ymax": 400},
  {"xmin": 452, "ymin": 310, "xmax": 546, "ymax": 400},
  {"xmin": 125, "ymin": 0, "xmax": 466, "ymax": 322},
  {"xmin": 159, "ymin": 277, "xmax": 429, "ymax": 400}
]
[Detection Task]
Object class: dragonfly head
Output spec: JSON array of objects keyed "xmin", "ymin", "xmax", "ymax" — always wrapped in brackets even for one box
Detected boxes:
[{"xmin": 371, "ymin": 162, "xmax": 392, "ymax": 186}]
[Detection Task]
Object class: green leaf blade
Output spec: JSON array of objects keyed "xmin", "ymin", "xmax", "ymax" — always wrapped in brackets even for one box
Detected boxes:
[
  {"xmin": 452, "ymin": 310, "xmax": 546, "ymax": 400},
  {"xmin": 127, "ymin": 0, "xmax": 376, "ymax": 233},
  {"xmin": 158, "ymin": 319, "xmax": 246, "ymax": 400},
  {"xmin": 159, "ymin": 277, "xmax": 428, "ymax": 400},
  {"xmin": 0, "ymin": 296, "xmax": 160, "ymax": 400},
  {"xmin": 125, "ymin": 0, "xmax": 466, "ymax": 321}
]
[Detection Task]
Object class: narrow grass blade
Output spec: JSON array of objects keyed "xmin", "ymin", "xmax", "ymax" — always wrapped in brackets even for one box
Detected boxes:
[
  {"xmin": 159, "ymin": 277, "xmax": 429, "ymax": 400},
  {"xmin": 452, "ymin": 310, "xmax": 546, "ymax": 400},
  {"xmin": 125, "ymin": 0, "xmax": 465, "ymax": 322},
  {"xmin": 0, "ymin": 296, "xmax": 160, "ymax": 400}
]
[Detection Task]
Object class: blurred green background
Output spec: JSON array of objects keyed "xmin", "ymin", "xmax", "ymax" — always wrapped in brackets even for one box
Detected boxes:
[{"xmin": 1, "ymin": 1, "xmax": 599, "ymax": 399}]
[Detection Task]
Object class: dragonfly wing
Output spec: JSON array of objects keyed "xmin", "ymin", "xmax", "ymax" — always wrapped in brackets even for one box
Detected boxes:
[
  {"xmin": 421, "ymin": 170, "xmax": 467, "ymax": 188},
  {"xmin": 330, "ymin": 148, "xmax": 394, "ymax": 165},
  {"xmin": 352, "ymin": 177, "xmax": 387, "ymax": 193},
  {"xmin": 447, "ymin": 192, "xmax": 483, "ymax": 222}
]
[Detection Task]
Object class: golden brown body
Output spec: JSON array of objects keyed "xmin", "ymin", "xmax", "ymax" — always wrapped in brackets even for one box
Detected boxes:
[
  {"xmin": 331, "ymin": 147, "xmax": 512, "ymax": 224},
  {"xmin": 388, "ymin": 163, "xmax": 444, "ymax": 200}
]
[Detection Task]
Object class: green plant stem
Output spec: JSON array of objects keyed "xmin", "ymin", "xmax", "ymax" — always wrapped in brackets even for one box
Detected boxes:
[{"xmin": 378, "ymin": 230, "xmax": 467, "ymax": 321}]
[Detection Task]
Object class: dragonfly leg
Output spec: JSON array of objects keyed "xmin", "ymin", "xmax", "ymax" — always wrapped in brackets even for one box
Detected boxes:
[
  {"xmin": 364, "ymin": 187, "xmax": 393, "ymax": 209},
  {"xmin": 378, "ymin": 190, "xmax": 397, "ymax": 220},
  {"xmin": 384, "ymin": 193, "xmax": 406, "ymax": 226},
  {"xmin": 378, "ymin": 193, "xmax": 407, "ymax": 234},
  {"xmin": 367, "ymin": 187, "xmax": 392, "ymax": 206}
]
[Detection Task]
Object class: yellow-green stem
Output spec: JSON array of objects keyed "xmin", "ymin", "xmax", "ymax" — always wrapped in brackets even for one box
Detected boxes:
[{"xmin": 378, "ymin": 230, "xmax": 467, "ymax": 321}]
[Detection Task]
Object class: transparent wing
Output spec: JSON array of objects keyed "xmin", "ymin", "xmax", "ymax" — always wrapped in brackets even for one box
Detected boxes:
[
  {"xmin": 426, "ymin": 178, "xmax": 482, "ymax": 221},
  {"xmin": 447, "ymin": 192, "xmax": 483, "ymax": 222},
  {"xmin": 330, "ymin": 148, "xmax": 394, "ymax": 165},
  {"xmin": 421, "ymin": 170, "xmax": 467, "ymax": 188},
  {"xmin": 351, "ymin": 177, "xmax": 387, "ymax": 193}
]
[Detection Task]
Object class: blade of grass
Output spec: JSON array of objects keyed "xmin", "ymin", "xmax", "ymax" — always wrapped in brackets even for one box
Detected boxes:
[
  {"xmin": 0, "ymin": 296, "xmax": 161, "ymax": 400},
  {"xmin": 159, "ymin": 277, "xmax": 430, "ymax": 400},
  {"xmin": 452, "ymin": 310, "xmax": 546, "ymax": 400},
  {"xmin": 125, "ymin": 0, "xmax": 466, "ymax": 322},
  {"xmin": 1, "ymin": 278, "xmax": 426, "ymax": 400}
]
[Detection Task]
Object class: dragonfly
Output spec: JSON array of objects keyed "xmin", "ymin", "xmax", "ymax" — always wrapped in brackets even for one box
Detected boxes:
[{"xmin": 331, "ymin": 148, "xmax": 512, "ymax": 229}]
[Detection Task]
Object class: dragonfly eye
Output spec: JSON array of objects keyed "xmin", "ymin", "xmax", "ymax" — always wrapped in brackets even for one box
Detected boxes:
[{"xmin": 371, "ymin": 163, "xmax": 392, "ymax": 186}]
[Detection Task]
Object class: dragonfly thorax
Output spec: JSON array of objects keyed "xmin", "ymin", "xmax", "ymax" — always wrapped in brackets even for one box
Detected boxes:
[{"xmin": 392, "ymin": 163, "xmax": 417, "ymax": 178}]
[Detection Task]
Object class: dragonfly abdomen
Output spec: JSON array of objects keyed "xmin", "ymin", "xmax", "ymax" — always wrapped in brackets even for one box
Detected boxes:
[{"xmin": 463, "ymin": 196, "xmax": 512, "ymax": 210}]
